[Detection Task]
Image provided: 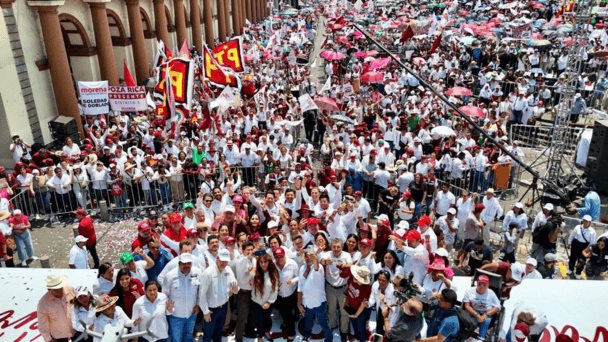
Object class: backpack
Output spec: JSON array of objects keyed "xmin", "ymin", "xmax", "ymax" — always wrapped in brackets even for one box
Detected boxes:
[
  {"xmin": 532, "ymin": 221, "xmax": 554, "ymax": 246},
  {"xmin": 449, "ymin": 307, "xmax": 478, "ymax": 340}
]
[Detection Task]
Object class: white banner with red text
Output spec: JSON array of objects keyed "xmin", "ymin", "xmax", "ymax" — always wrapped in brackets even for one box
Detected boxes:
[{"xmin": 78, "ymin": 81, "xmax": 109, "ymax": 115}]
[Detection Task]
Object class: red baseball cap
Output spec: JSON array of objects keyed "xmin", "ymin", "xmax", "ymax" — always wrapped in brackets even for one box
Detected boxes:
[
  {"xmin": 169, "ymin": 214, "xmax": 182, "ymax": 224},
  {"xmin": 417, "ymin": 215, "xmax": 432, "ymax": 227},
  {"xmin": 360, "ymin": 238, "xmax": 373, "ymax": 247},
  {"xmin": 248, "ymin": 232, "xmax": 261, "ymax": 241},
  {"xmin": 186, "ymin": 228, "xmax": 198, "ymax": 238},
  {"xmin": 406, "ymin": 230, "xmax": 421, "ymax": 241},
  {"xmin": 137, "ymin": 221, "xmax": 151, "ymax": 232},
  {"xmin": 273, "ymin": 247, "xmax": 286, "ymax": 258},
  {"xmin": 474, "ymin": 203, "xmax": 486, "ymax": 212},
  {"xmin": 225, "ymin": 236, "xmax": 236, "ymax": 244},
  {"xmin": 307, "ymin": 217, "xmax": 320, "ymax": 225},
  {"xmin": 477, "ymin": 275, "xmax": 490, "ymax": 284}
]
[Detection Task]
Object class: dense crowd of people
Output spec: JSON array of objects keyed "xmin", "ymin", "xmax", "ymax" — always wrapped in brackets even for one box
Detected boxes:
[{"xmin": 1, "ymin": 0, "xmax": 606, "ymax": 341}]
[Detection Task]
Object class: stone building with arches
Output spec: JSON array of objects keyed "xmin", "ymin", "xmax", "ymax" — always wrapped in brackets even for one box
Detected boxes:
[{"xmin": 0, "ymin": 0, "xmax": 272, "ymax": 165}]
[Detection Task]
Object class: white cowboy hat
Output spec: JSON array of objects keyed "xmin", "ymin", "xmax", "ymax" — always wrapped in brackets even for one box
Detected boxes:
[
  {"xmin": 45, "ymin": 275, "xmax": 68, "ymax": 289},
  {"xmin": 350, "ymin": 265, "xmax": 371, "ymax": 285}
]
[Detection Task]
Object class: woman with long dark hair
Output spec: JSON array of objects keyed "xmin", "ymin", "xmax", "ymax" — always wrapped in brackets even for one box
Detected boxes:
[
  {"xmin": 93, "ymin": 262, "xmax": 115, "ymax": 295},
  {"xmin": 251, "ymin": 253, "xmax": 280, "ymax": 341},
  {"xmin": 109, "ymin": 268, "xmax": 144, "ymax": 318}
]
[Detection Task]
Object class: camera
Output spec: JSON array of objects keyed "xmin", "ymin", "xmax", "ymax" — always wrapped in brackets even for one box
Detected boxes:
[{"xmin": 395, "ymin": 272, "xmax": 426, "ymax": 303}]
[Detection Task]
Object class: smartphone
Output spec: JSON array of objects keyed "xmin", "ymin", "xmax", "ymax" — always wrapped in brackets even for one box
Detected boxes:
[{"xmin": 254, "ymin": 249, "xmax": 267, "ymax": 257}]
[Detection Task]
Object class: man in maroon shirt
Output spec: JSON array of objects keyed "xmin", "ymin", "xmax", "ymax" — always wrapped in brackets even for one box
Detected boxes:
[
  {"xmin": 75, "ymin": 208, "xmax": 99, "ymax": 268},
  {"xmin": 340, "ymin": 264, "xmax": 372, "ymax": 342}
]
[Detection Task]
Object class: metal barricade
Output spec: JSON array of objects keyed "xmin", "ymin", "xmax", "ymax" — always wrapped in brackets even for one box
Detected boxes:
[{"xmin": 508, "ymin": 123, "xmax": 582, "ymax": 155}]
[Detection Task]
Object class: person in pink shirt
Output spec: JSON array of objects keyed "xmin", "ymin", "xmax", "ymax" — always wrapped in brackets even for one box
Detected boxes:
[
  {"xmin": 37, "ymin": 275, "xmax": 76, "ymax": 341},
  {"xmin": 8, "ymin": 209, "xmax": 36, "ymax": 266}
]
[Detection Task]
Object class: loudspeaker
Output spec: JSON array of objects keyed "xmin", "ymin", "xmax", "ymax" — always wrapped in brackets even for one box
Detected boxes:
[
  {"xmin": 48, "ymin": 116, "xmax": 80, "ymax": 144},
  {"xmin": 585, "ymin": 120, "xmax": 608, "ymax": 193}
]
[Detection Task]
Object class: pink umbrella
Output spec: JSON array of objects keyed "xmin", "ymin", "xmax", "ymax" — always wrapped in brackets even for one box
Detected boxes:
[
  {"xmin": 366, "ymin": 50, "xmax": 379, "ymax": 57},
  {"xmin": 320, "ymin": 50, "xmax": 347, "ymax": 60},
  {"xmin": 368, "ymin": 57, "xmax": 391, "ymax": 70},
  {"xmin": 459, "ymin": 105, "xmax": 485, "ymax": 118},
  {"xmin": 336, "ymin": 36, "xmax": 349, "ymax": 43},
  {"xmin": 413, "ymin": 57, "xmax": 426, "ymax": 66},
  {"xmin": 360, "ymin": 71, "xmax": 385, "ymax": 83},
  {"xmin": 446, "ymin": 87, "xmax": 473, "ymax": 96},
  {"xmin": 354, "ymin": 51, "xmax": 367, "ymax": 57},
  {"xmin": 353, "ymin": 30, "xmax": 363, "ymax": 38},
  {"xmin": 314, "ymin": 97, "xmax": 340, "ymax": 112}
]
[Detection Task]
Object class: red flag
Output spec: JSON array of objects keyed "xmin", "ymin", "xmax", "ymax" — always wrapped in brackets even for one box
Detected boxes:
[
  {"xmin": 199, "ymin": 105, "xmax": 212, "ymax": 130},
  {"xmin": 123, "ymin": 61, "xmax": 137, "ymax": 86},
  {"xmin": 179, "ymin": 41, "xmax": 190, "ymax": 59},
  {"xmin": 400, "ymin": 25, "xmax": 415, "ymax": 43},
  {"xmin": 430, "ymin": 32, "xmax": 442, "ymax": 53},
  {"xmin": 165, "ymin": 46, "xmax": 174, "ymax": 60},
  {"xmin": 333, "ymin": 16, "xmax": 346, "ymax": 26}
]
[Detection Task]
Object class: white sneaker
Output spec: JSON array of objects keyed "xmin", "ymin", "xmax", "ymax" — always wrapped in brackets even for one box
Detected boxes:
[{"xmin": 31, "ymin": 256, "xmax": 39, "ymax": 260}]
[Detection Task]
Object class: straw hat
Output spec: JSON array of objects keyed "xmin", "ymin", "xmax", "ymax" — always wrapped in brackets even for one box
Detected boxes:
[
  {"xmin": 45, "ymin": 275, "xmax": 68, "ymax": 289},
  {"xmin": 350, "ymin": 265, "xmax": 371, "ymax": 285},
  {"xmin": 124, "ymin": 162, "xmax": 135, "ymax": 171},
  {"xmin": 0, "ymin": 211, "xmax": 11, "ymax": 221},
  {"xmin": 87, "ymin": 153, "xmax": 98, "ymax": 164},
  {"xmin": 95, "ymin": 294, "xmax": 119, "ymax": 313}
]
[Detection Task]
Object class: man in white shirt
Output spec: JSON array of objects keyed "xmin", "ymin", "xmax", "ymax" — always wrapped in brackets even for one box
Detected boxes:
[
  {"xmin": 199, "ymin": 249, "xmax": 238, "ymax": 342},
  {"xmin": 435, "ymin": 208, "xmax": 460, "ymax": 251},
  {"xmin": 481, "ymin": 188, "xmax": 504, "ymax": 225},
  {"xmin": 434, "ymin": 183, "xmax": 456, "ymax": 217},
  {"xmin": 273, "ymin": 246, "xmax": 300, "ymax": 340},
  {"xmin": 69, "ymin": 235, "xmax": 90, "ymax": 269},
  {"xmin": 463, "ymin": 275, "xmax": 501, "ymax": 340},
  {"xmin": 321, "ymin": 239, "xmax": 352, "ymax": 339},
  {"xmin": 392, "ymin": 230, "xmax": 429, "ymax": 284},
  {"xmin": 232, "ymin": 242, "xmax": 256, "ymax": 342},
  {"xmin": 164, "ymin": 253, "xmax": 203, "ymax": 342},
  {"xmin": 297, "ymin": 249, "xmax": 333, "ymax": 342}
]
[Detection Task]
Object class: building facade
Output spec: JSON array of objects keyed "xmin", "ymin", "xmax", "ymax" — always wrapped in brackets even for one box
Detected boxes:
[{"xmin": 0, "ymin": 0, "xmax": 270, "ymax": 165}]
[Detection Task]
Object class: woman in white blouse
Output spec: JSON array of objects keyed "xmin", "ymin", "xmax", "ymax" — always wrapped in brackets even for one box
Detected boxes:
[
  {"xmin": 251, "ymin": 253, "xmax": 279, "ymax": 341},
  {"xmin": 93, "ymin": 294, "xmax": 140, "ymax": 342},
  {"xmin": 72, "ymin": 286, "xmax": 96, "ymax": 342},
  {"xmin": 132, "ymin": 280, "xmax": 172, "ymax": 342},
  {"xmin": 93, "ymin": 262, "xmax": 115, "ymax": 295},
  {"xmin": 368, "ymin": 270, "xmax": 398, "ymax": 338}
]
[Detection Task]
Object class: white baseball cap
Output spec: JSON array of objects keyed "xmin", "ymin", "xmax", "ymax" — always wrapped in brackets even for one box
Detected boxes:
[
  {"xmin": 74, "ymin": 235, "xmax": 89, "ymax": 243},
  {"xmin": 486, "ymin": 188, "xmax": 495, "ymax": 194},
  {"xmin": 543, "ymin": 203, "xmax": 554, "ymax": 211},
  {"xmin": 526, "ymin": 257, "xmax": 537, "ymax": 267},
  {"xmin": 447, "ymin": 208, "xmax": 457, "ymax": 215},
  {"xmin": 267, "ymin": 221, "xmax": 278, "ymax": 229},
  {"xmin": 582, "ymin": 215, "xmax": 592, "ymax": 222},
  {"xmin": 510, "ymin": 263, "xmax": 526, "ymax": 282},
  {"xmin": 514, "ymin": 202, "xmax": 524, "ymax": 209},
  {"xmin": 224, "ymin": 205, "xmax": 236, "ymax": 213},
  {"xmin": 218, "ymin": 249, "xmax": 231, "ymax": 262},
  {"xmin": 179, "ymin": 253, "xmax": 193, "ymax": 263}
]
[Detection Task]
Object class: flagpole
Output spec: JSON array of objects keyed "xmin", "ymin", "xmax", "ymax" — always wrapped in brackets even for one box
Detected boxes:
[{"xmin": 350, "ymin": 23, "xmax": 540, "ymax": 181}]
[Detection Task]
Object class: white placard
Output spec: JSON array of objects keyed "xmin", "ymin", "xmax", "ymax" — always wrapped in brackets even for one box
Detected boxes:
[
  {"xmin": 78, "ymin": 81, "xmax": 109, "ymax": 115},
  {"xmin": 109, "ymin": 86, "xmax": 147, "ymax": 112}
]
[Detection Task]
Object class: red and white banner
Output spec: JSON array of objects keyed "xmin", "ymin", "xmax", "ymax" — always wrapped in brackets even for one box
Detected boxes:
[
  {"xmin": 154, "ymin": 58, "xmax": 195, "ymax": 119},
  {"xmin": 78, "ymin": 81, "xmax": 109, "ymax": 115},
  {"xmin": 0, "ymin": 268, "xmax": 97, "ymax": 341},
  {"xmin": 203, "ymin": 45, "xmax": 240, "ymax": 88},
  {"xmin": 211, "ymin": 38, "xmax": 246, "ymax": 73},
  {"xmin": 499, "ymin": 279, "xmax": 608, "ymax": 341},
  {"xmin": 109, "ymin": 86, "xmax": 147, "ymax": 112}
]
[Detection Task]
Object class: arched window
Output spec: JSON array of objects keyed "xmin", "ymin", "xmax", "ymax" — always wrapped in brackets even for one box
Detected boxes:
[
  {"xmin": 165, "ymin": 5, "xmax": 175, "ymax": 32},
  {"xmin": 140, "ymin": 7, "xmax": 155, "ymax": 39},
  {"xmin": 106, "ymin": 9, "xmax": 130, "ymax": 46},
  {"xmin": 59, "ymin": 14, "xmax": 96, "ymax": 56}
]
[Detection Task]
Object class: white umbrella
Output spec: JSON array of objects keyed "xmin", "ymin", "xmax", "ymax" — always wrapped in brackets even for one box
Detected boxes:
[{"xmin": 431, "ymin": 126, "xmax": 456, "ymax": 138}]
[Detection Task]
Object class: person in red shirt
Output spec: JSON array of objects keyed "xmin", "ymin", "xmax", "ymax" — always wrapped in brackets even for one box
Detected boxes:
[
  {"xmin": 340, "ymin": 264, "xmax": 372, "ymax": 342},
  {"xmin": 8, "ymin": 209, "xmax": 36, "ymax": 266},
  {"xmin": 131, "ymin": 221, "xmax": 160, "ymax": 251},
  {"xmin": 161, "ymin": 213, "xmax": 187, "ymax": 255},
  {"xmin": 109, "ymin": 267, "xmax": 144, "ymax": 318},
  {"xmin": 74, "ymin": 208, "xmax": 99, "ymax": 268}
]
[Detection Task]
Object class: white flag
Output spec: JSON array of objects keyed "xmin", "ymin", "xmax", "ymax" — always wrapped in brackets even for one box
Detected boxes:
[
  {"xmin": 321, "ymin": 77, "xmax": 332, "ymax": 93},
  {"xmin": 298, "ymin": 94, "xmax": 318, "ymax": 113}
]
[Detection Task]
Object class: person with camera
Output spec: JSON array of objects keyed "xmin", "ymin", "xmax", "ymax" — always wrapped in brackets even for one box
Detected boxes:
[
  {"xmin": 419, "ymin": 289, "xmax": 460, "ymax": 342},
  {"xmin": 387, "ymin": 296, "xmax": 424, "ymax": 342},
  {"xmin": 9, "ymin": 135, "xmax": 31, "ymax": 163},
  {"xmin": 583, "ymin": 236, "xmax": 608, "ymax": 280},
  {"xmin": 530, "ymin": 213, "xmax": 563, "ymax": 264},
  {"xmin": 463, "ymin": 275, "xmax": 501, "ymax": 341}
]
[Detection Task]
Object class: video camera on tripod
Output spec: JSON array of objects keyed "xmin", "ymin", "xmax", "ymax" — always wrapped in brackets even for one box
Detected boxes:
[{"xmin": 394, "ymin": 272, "xmax": 428, "ymax": 304}]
